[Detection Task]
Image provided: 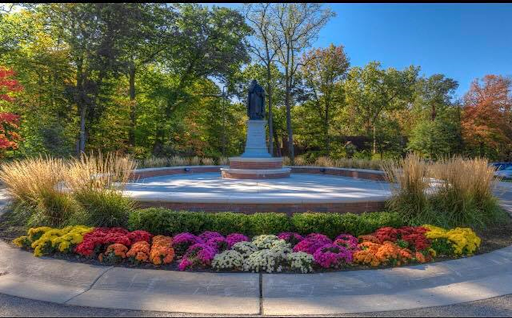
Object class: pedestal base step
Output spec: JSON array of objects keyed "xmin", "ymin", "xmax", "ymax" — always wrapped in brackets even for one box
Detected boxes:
[
  {"xmin": 228, "ymin": 157, "xmax": 284, "ymax": 169},
  {"xmin": 221, "ymin": 168, "xmax": 291, "ymax": 179}
]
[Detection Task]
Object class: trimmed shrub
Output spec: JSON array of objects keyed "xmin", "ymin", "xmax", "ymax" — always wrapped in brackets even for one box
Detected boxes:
[
  {"xmin": 128, "ymin": 208, "xmax": 404, "ymax": 238},
  {"xmin": 291, "ymin": 212, "xmax": 403, "ymax": 238},
  {"xmin": 249, "ymin": 213, "xmax": 291, "ymax": 235},
  {"xmin": 209, "ymin": 212, "xmax": 252, "ymax": 235}
]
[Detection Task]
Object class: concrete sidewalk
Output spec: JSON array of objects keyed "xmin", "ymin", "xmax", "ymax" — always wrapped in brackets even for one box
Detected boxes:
[{"xmin": 1, "ymin": 240, "xmax": 512, "ymax": 315}]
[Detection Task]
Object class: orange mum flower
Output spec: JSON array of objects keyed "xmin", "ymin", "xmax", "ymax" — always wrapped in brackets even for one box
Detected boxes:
[
  {"xmin": 149, "ymin": 245, "xmax": 175, "ymax": 265},
  {"xmin": 127, "ymin": 241, "xmax": 151, "ymax": 264},
  {"xmin": 106, "ymin": 243, "xmax": 128, "ymax": 258},
  {"xmin": 152, "ymin": 235, "xmax": 173, "ymax": 247}
]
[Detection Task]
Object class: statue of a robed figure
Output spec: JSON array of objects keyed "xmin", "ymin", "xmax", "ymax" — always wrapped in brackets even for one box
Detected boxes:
[
  {"xmin": 247, "ymin": 80, "xmax": 265, "ymax": 120},
  {"xmin": 220, "ymin": 79, "xmax": 289, "ymax": 179}
]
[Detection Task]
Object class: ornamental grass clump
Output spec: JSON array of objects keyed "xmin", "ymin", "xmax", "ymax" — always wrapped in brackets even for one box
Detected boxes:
[
  {"xmin": 385, "ymin": 154, "xmax": 504, "ymax": 229},
  {"xmin": 64, "ymin": 152, "xmax": 136, "ymax": 228},
  {"xmin": 430, "ymin": 157, "xmax": 504, "ymax": 228},
  {"xmin": 0, "ymin": 156, "xmax": 79, "ymax": 227},
  {"xmin": 383, "ymin": 153, "xmax": 431, "ymax": 226}
]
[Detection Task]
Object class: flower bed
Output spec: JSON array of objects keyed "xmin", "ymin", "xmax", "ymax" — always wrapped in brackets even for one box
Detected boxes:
[{"xmin": 13, "ymin": 225, "xmax": 482, "ymax": 273}]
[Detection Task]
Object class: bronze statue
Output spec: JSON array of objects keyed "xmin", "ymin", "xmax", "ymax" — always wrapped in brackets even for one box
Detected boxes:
[{"xmin": 247, "ymin": 80, "xmax": 265, "ymax": 120}]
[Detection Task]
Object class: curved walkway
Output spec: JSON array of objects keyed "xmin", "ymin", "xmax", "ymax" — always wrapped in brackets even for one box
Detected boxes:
[{"xmin": 1, "ymin": 240, "xmax": 512, "ymax": 315}]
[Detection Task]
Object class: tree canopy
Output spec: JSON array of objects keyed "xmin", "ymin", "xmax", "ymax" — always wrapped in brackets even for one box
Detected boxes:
[{"xmin": 0, "ymin": 3, "xmax": 510, "ymax": 162}]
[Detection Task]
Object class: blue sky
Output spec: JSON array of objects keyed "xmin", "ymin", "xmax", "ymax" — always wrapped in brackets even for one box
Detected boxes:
[{"xmin": 207, "ymin": 3, "xmax": 512, "ymax": 99}]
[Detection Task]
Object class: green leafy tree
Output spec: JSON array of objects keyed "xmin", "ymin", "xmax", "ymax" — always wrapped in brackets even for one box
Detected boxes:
[
  {"xmin": 272, "ymin": 3, "xmax": 335, "ymax": 162},
  {"xmin": 343, "ymin": 62, "xmax": 419, "ymax": 156},
  {"xmin": 300, "ymin": 44, "xmax": 349, "ymax": 155}
]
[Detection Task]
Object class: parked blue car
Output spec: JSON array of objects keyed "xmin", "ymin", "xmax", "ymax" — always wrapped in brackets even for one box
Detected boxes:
[{"xmin": 490, "ymin": 162, "xmax": 512, "ymax": 171}]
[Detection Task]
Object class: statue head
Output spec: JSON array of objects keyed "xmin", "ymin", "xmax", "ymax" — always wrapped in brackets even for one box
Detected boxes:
[{"xmin": 249, "ymin": 79, "xmax": 258, "ymax": 91}]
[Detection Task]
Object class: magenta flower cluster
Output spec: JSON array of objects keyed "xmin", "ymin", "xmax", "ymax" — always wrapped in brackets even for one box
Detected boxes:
[
  {"xmin": 313, "ymin": 244, "xmax": 353, "ymax": 269},
  {"xmin": 199, "ymin": 231, "xmax": 223, "ymax": 242},
  {"xmin": 226, "ymin": 233, "xmax": 249, "ymax": 248},
  {"xmin": 206, "ymin": 236, "xmax": 229, "ymax": 252},
  {"xmin": 277, "ymin": 232, "xmax": 304, "ymax": 246},
  {"xmin": 293, "ymin": 233, "xmax": 332, "ymax": 255},
  {"xmin": 334, "ymin": 234, "xmax": 358, "ymax": 250},
  {"xmin": 173, "ymin": 233, "xmax": 203, "ymax": 256},
  {"xmin": 178, "ymin": 243, "xmax": 216, "ymax": 271}
]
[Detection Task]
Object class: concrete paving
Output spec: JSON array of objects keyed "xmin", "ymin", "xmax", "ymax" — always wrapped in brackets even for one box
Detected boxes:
[
  {"xmin": 2, "ymin": 239, "xmax": 512, "ymax": 315},
  {"xmin": 124, "ymin": 172, "xmax": 391, "ymax": 204},
  {"xmin": 1, "ymin": 178, "xmax": 512, "ymax": 316},
  {"xmin": 0, "ymin": 187, "xmax": 7, "ymax": 217},
  {"xmin": 66, "ymin": 267, "xmax": 260, "ymax": 314}
]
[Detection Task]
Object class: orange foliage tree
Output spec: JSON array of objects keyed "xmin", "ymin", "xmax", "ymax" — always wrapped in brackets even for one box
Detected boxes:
[{"xmin": 461, "ymin": 75, "xmax": 512, "ymax": 159}]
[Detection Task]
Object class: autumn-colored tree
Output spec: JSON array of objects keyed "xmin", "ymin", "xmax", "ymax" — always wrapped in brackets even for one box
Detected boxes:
[
  {"xmin": 0, "ymin": 66, "xmax": 22, "ymax": 155},
  {"xmin": 462, "ymin": 75, "xmax": 512, "ymax": 159}
]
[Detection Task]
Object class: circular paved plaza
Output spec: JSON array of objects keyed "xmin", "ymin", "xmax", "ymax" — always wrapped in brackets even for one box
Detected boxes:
[{"xmin": 123, "ymin": 173, "xmax": 391, "ymax": 212}]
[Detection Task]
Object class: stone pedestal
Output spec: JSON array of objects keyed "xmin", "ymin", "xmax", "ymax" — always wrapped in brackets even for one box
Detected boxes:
[
  {"xmin": 241, "ymin": 120, "xmax": 271, "ymax": 158},
  {"xmin": 221, "ymin": 120, "xmax": 290, "ymax": 179}
]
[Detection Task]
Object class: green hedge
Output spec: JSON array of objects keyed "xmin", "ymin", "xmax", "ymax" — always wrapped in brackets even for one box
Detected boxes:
[{"xmin": 127, "ymin": 208, "xmax": 404, "ymax": 238}]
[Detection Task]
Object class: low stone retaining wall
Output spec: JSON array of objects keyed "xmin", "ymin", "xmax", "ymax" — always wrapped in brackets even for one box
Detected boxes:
[{"xmin": 131, "ymin": 165, "xmax": 386, "ymax": 181}]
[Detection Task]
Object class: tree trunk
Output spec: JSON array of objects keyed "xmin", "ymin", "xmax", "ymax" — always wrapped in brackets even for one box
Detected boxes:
[
  {"xmin": 372, "ymin": 125, "xmax": 377, "ymax": 156},
  {"xmin": 266, "ymin": 64, "xmax": 274, "ymax": 156},
  {"xmin": 324, "ymin": 102, "xmax": 330, "ymax": 156},
  {"xmin": 79, "ymin": 105, "xmax": 86, "ymax": 154},
  {"xmin": 128, "ymin": 63, "xmax": 136, "ymax": 148}
]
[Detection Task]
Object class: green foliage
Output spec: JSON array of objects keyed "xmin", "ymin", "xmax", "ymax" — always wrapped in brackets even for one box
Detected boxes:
[
  {"xmin": 430, "ymin": 238, "xmax": 455, "ymax": 257},
  {"xmin": 291, "ymin": 211, "xmax": 404, "ymax": 238},
  {"xmin": 73, "ymin": 191, "xmax": 134, "ymax": 228},
  {"xmin": 128, "ymin": 208, "xmax": 404, "ymax": 238},
  {"xmin": 27, "ymin": 190, "xmax": 80, "ymax": 228},
  {"xmin": 249, "ymin": 213, "xmax": 291, "ymax": 235}
]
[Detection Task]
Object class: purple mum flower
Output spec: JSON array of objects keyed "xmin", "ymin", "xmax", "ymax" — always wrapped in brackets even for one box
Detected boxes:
[
  {"xmin": 173, "ymin": 233, "xmax": 203, "ymax": 256},
  {"xmin": 207, "ymin": 236, "xmax": 229, "ymax": 252},
  {"xmin": 334, "ymin": 234, "xmax": 359, "ymax": 250},
  {"xmin": 277, "ymin": 232, "xmax": 304, "ymax": 246},
  {"xmin": 293, "ymin": 234, "xmax": 332, "ymax": 255},
  {"xmin": 313, "ymin": 243, "xmax": 353, "ymax": 269},
  {"xmin": 199, "ymin": 231, "xmax": 223, "ymax": 242},
  {"xmin": 178, "ymin": 258, "xmax": 193, "ymax": 271},
  {"xmin": 180, "ymin": 243, "xmax": 217, "ymax": 270},
  {"xmin": 226, "ymin": 233, "xmax": 249, "ymax": 248}
]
